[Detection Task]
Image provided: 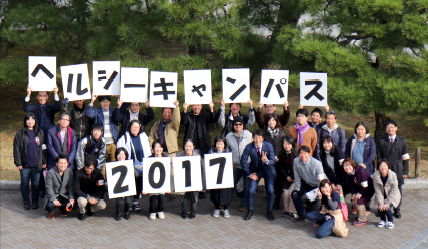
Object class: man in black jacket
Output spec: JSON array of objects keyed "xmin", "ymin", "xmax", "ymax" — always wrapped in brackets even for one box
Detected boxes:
[
  {"xmin": 74, "ymin": 156, "xmax": 106, "ymax": 221},
  {"xmin": 113, "ymin": 100, "xmax": 155, "ymax": 139},
  {"xmin": 61, "ymin": 98, "xmax": 94, "ymax": 142}
]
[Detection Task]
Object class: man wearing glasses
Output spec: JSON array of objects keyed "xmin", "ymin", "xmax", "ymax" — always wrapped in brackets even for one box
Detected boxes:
[
  {"xmin": 74, "ymin": 156, "xmax": 106, "ymax": 221},
  {"xmin": 255, "ymin": 101, "xmax": 290, "ymax": 130},
  {"xmin": 46, "ymin": 113, "xmax": 77, "ymax": 170}
]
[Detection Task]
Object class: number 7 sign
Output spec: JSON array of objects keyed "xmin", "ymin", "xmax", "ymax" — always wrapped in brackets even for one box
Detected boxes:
[{"xmin": 204, "ymin": 153, "xmax": 234, "ymax": 190}]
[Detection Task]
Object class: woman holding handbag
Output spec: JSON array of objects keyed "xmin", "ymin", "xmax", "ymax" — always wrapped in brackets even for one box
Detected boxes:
[
  {"xmin": 117, "ymin": 120, "xmax": 151, "ymax": 212},
  {"xmin": 306, "ymin": 179, "xmax": 349, "ymax": 238}
]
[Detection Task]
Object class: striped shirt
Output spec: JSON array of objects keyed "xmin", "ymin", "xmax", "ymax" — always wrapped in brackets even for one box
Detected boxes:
[{"xmin": 103, "ymin": 110, "xmax": 114, "ymax": 144}]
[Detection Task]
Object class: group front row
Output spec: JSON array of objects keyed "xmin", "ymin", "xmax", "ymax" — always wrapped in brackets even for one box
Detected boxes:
[{"xmin": 14, "ymin": 113, "xmax": 401, "ymax": 239}]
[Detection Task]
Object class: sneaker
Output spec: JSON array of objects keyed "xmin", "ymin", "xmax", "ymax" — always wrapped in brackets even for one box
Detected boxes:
[
  {"xmin": 366, "ymin": 210, "xmax": 371, "ymax": 215},
  {"xmin": 351, "ymin": 209, "xmax": 357, "ymax": 214},
  {"xmin": 224, "ymin": 209, "xmax": 230, "ymax": 218},
  {"xmin": 386, "ymin": 221, "xmax": 394, "ymax": 229},
  {"xmin": 288, "ymin": 213, "xmax": 298, "ymax": 219},
  {"xmin": 353, "ymin": 220, "xmax": 366, "ymax": 226},
  {"xmin": 124, "ymin": 213, "xmax": 131, "ymax": 220},
  {"xmin": 377, "ymin": 220, "xmax": 386, "ymax": 227},
  {"xmin": 149, "ymin": 213, "xmax": 156, "ymax": 220},
  {"xmin": 31, "ymin": 203, "xmax": 39, "ymax": 209},
  {"xmin": 157, "ymin": 212, "xmax": 165, "ymax": 219},
  {"xmin": 132, "ymin": 204, "xmax": 142, "ymax": 212},
  {"xmin": 24, "ymin": 203, "xmax": 30, "ymax": 210},
  {"xmin": 212, "ymin": 209, "xmax": 220, "ymax": 218}
]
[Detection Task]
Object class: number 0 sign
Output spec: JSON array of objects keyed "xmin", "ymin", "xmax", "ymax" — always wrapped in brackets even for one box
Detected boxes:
[
  {"xmin": 204, "ymin": 153, "xmax": 234, "ymax": 190},
  {"xmin": 142, "ymin": 157, "xmax": 171, "ymax": 194},
  {"xmin": 173, "ymin": 156, "xmax": 202, "ymax": 193},
  {"xmin": 106, "ymin": 160, "xmax": 136, "ymax": 198}
]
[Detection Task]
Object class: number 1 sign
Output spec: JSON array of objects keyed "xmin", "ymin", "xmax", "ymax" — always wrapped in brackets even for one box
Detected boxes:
[
  {"xmin": 204, "ymin": 153, "xmax": 234, "ymax": 190},
  {"xmin": 106, "ymin": 160, "xmax": 136, "ymax": 198},
  {"xmin": 173, "ymin": 156, "xmax": 202, "ymax": 193}
]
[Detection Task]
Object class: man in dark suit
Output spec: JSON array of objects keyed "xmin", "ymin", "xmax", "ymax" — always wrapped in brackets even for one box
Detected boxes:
[
  {"xmin": 44, "ymin": 153, "xmax": 76, "ymax": 220},
  {"xmin": 240, "ymin": 129, "xmax": 277, "ymax": 220},
  {"xmin": 377, "ymin": 119, "xmax": 409, "ymax": 219}
]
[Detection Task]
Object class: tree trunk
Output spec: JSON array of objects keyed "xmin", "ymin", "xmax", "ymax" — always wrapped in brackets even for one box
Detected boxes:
[{"xmin": 374, "ymin": 111, "xmax": 389, "ymax": 145}]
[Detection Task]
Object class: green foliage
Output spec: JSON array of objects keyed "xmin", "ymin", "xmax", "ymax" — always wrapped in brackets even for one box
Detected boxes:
[{"xmin": 0, "ymin": 57, "xmax": 27, "ymax": 85}]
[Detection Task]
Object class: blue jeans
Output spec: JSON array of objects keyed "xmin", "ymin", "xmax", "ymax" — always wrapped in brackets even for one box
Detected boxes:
[
  {"xmin": 45, "ymin": 196, "xmax": 77, "ymax": 213},
  {"xmin": 291, "ymin": 180, "xmax": 317, "ymax": 217},
  {"xmin": 306, "ymin": 211, "xmax": 335, "ymax": 239},
  {"xmin": 20, "ymin": 167, "xmax": 40, "ymax": 204},
  {"xmin": 247, "ymin": 171, "xmax": 274, "ymax": 213},
  {"xmin": 233, "ymin": 168, "xmax": 249, "ymax": 205},
  {"xmin": 379, "ymin": 203, "xmax": 394, "ymax": 222}
]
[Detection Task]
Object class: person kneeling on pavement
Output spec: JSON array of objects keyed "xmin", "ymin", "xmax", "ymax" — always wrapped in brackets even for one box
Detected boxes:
[
  {"xmin": 44, "ymin": 153, "xmax": 77, "ymax": 220},
  {"xmin": 74, "ymin": 155, "xmax": 106, "ymax": 221}
]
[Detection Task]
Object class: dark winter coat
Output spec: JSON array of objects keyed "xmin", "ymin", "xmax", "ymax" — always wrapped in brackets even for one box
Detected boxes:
[
  {"xmin": 208, "ymin": 147, "xmax": 233, "ymax": 205},
  {"xmin": 46, "ymin": 125, "xmax": 77, "ymax": 169},
  {"xmin": 112, "ymin": 106, "xmax": 155, "ymax": 139},
  {"xmin": 74, "ymin": 168, "xmax": 106, "ymax": 199},
  {"xmin": 13, "ymin": 127, "xmax": 46, "ymax": 171},
  {"xmin": 62, "ymin": 103, "xmax": 94, "ymax": 141},
  {"xmin": 181, "ymin": 110, "xmax": 216, "ymax": 156},
  {"xmin": 23, "ymin": 101, "xmax": 60, "ymax": 136},
  {"xmin": 345, "ymin": 134, "xmax": 376, "ymax": 175},
  {"xmin": 377, "ymin": 135, "xmax": 410, "ymax": 185},
  {"xmin": 320, "ymin": 147, "xmax": 345, "ymax": 185}
]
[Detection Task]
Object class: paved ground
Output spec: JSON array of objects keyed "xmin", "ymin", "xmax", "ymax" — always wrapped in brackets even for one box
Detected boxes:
[{"xmin": 1, "ymin": 189, "xmax": 427, "ymax": 249}]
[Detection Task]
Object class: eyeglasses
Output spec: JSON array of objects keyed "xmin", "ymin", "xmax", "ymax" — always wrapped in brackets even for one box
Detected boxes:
[
  {"xmin": 234, "ymin": 123, "xmax": 243, "ymax": 126},
  {"xmin": 60, "ymin": 119, "xmax": 70, "ymax": 122},
  {"xmin": 265, "ymin": 105, "xmax": 275, "ymax": 109}
]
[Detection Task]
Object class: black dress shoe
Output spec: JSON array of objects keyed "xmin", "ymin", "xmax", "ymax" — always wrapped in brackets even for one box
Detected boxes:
[
  {"xmin": 199, "ymin": 192, "xmax": 205, "ymax": 199},
  {"xmin": 115, "ymin": 214, "xmax": 122, "ymax": 221},
  {"xmin": 267, "ymin": 212, "xmax": 275, "ymax": 221},
  {"xmin": 24, "ymin": 203, "xmax": 30, "ymax": 210},
  {"xmin": 39, "ymin": 190, "xmax": 45, "ymax": 198},
  {"xmin": 86, "ymin": 206, "xmax": 94, "ymax": 216},
  {"xmin": 31, "ymin": 203, "xmax": 39, "ymax": 209},
  {"xmin": 182, "ymin": 209, "xmax": 188, "ymax": 219},
  {"xmin": 394, "ymin": 211, "xmax": 402, "ymax": 219},
  {"xmin": 78, "ymin": 213, "xmax": 86, "ymax": 221},
  {"xmin": 245, "ymin": 211, "xmax": 253, "ymax": 220},
  {"xmin": 124, "ymin": 213, "xmax": 131, "ymax": 220},
  {"xmin": 189, "ymin": 209, "xmax": 196, "ymax": 219}
]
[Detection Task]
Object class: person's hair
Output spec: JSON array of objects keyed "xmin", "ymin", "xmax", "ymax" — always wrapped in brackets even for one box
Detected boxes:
[
  {"xmin": 152, "ymin": 139, "xmax": 165, "ymax": 151},
  {"xmin": 22, "ymin": 112, "xmax": 40, "ymax": 135},
  {"xmin": 84, "ymin": 155, "xmax": 98, "ymax": 168},
  {"xmin": 253, "ymin": 129, "xmax": 264, "ymax": 138},
  {"xmin": 229, "ymin": 102, "xmax": 242, "ymax": 108},
  {"xmin": 161, "ymin": 107, "xmax": 173, "ymax": 114},
  {"xmin": 37, "ymin": 91, "xmax": 48, "ymax": 96},
  {"xmin": 264, "ymin": 114, "xmax": 283, "ymax": 131},
  {"xmin": 298, "ymin": 145, "xmax": 310, "ymax": 154},
  {"xmin": 296, "ymin": 108, "xmax": 309, "ymax": 117},
  {"xmin": 212, "ymin": 135, "xmax": 227, "ymax": 152},
  {"xmin": 55, "ymin": 153, "xmax": 68, "ymax": 163},
  {"xmin": 342, "ymin": 158, "xmax": 357, "ymax": 169},
  {"xmin": 91, "ymin": 123, "xmax": 104, "ymax": 133},
  {"xmin": 319, "ymin": 179, "xmax": 333, "ymax": 202},
  {"xmin": 58, "ymin": 112, "xmax": 70, "ymax": 121},
  {"xmin": 377, "ymin": 159, "xmax": 391, "ymax": 170},
  {"xmin": 311, "ymin": 108, "xmax": 323, "ymax": 118},
  {"xmin": 98, "ymin": 96, "xmax": 111, "ymax": 102},
  {"xmin": 115, "ymin": 147, "xmax": 129, "ymax": 160},
  {"xmin": 184, "ymin": 139, "xmax": 195, "ymax": 147},
  {"xmin": 384, "ymin": 119, "xmax": 397, "ymax": 128},
  {"xmin": 325, "ymin": 111, "xmax": 337, "ymax": 119},
  {"xmin": 320, "ymin": 135, "xmax": 336, "ymax": 159},
  {"xmin": 354, "ymin": 121, "xmax": 369, "ymax": 134},
  {"xmin": 127, "ymin": 120, "xmax": 142, "ymax": 135}
]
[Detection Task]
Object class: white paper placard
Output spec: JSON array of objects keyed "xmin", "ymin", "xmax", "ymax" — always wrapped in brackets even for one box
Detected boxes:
[
  {"xmin": 300, "ymin": 72, "xmax": 327, "ymax": 107},
  {"xmin": 106, "ymin": 160, "xmax": 137, "ymax": 199},
  {"xmin": 149, "ymin": 71, "xmax": 178, "ymax": 108},
  {"xmin": 184, "ymin": 69, "xmax": 212, "ymax": 104},
  {"xmin": 92, "ymin": 61, "xmax": 121, "ymax": 96},
  {"xmin": 173, "ymin": 156, "xmax": 202, "ymax": 192},
  {"xmin": 260, "ymin": 70, "xmax": 289, "ymax": 104},
  {"xmin": 60, "ymin": 64, "xmax": 91, "ymax": 101},
  {"xmin": 142, "ymin": 157, "xmax": 171, "ymax": 194},
  {"xmin": 28, "ymin": 56, "xmax": 57, "ymax": 91},
  {"xmin": 204, "ymin": 153, "xmax": 234, "ymax": 190},
  {"xmin": 120, "ymin": 67, "xmax": 148, "ymax": 103},
  {"xmin": 222, "ymin": 68, "xmax": 250, "ymax": 103}
]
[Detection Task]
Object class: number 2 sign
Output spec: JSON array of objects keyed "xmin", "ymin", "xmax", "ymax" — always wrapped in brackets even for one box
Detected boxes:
[
  {"xmin": 106, "ymin": 160, "xmax": 136, "ymax": 198},
  {"xmin": 204, "ymin": 153, "xmax": 234, "ymax": 190}
]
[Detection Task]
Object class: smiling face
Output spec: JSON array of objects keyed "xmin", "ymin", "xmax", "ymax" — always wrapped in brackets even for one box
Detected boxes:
[
  {"xmin": 37, "ymin": 91, "xmax": 48, "ymax": 105},
  {"xmin": 268, "ymin": 117, "xmax": 277, "ymax": 129},
  {"xmin": 343, "ymin": 161, "xmax": 354, "ymax": 174},
  {"xmin": 92, "ymin": 128, "xmax": 103, "ymax": 140},
  {"xmin": 325, "ymin": 114, "xmax": 336, "ymax": 128},
  {"xmin": 299, "ymin": 150, "xmax": 310, "ymax": 162},
  {"xmin": 283, "ymin": 140, "xmax": 292, "ymax": 152},
  {"xmin": 191, "ymin": 104, "xmax": 202, "ymax": 115},
  {"xmin": 130, "ymin": 102, "xmax": 141, "ymax": 114},
  {"xmin": 265, "ymin": 104, "xmax": 276, "ymax": 114},
  {"xmin": 234, "ymin": 122, "xmax": 243, "ymax": 133},
  {"xmin": 117, "ymin": 151, "xmax": 126, "ymax": 161},
  {"xmin": 184, "ymin": 141, "xmax": 195, "ymax": 156},
  {"xmin": 26, "ymin": 117, "xmax": 36, "ymax": 130},
  {"xmin": 311, "ymin": 112, "xmax": 321, "ymax": 124},
  {"xmin": 100, "ymin": 99, "xmax": 111, "ymax": 111},
  {"xmin": 356, "ymin": 125, "xmax": 366, "ymax": 138},
  {"xmin": 58, "ymin": 114, "xmax": 70, "ymax": 129},
  {"xmin": 253, "ymin": 134, "xmax": 264, "ymax": 147},
  {"xmin": 379, "ymin": 162, "xmax": 389, "ymax": 175},
  {"xmin": 230, "ymin": 103, "xmax": 240, "ymax": 116},
  {"xmin": 323, "ymin": 140, "xmax": 333, "ymax": 151},
  {"xmin": 84, "ymin": 165, "xmax": 95, "ymax": 175},
  {"xmin": 56, "ymin": 158, "xmax": 69, "ymax": 173},
  {"xmin": 320, "ymin": 183, "xmax": 332, "ymax": 196},
  {"xmin": 385, "ymin": 124, "xmax": 398, "ymax": 136},
  {"xmin": 130, "ymin": 122, "xmax": 140, "ymax": 136},
  {"xmin": 296, "ymin": 114, "xmax": 308, "ymax": 126},
  {"xmin": 162, "ymin": 108, "xmax": 173, "ymax": 123},
  {"xmin": 216, "ymin": 141, "xmax": 225, "ymax": 152},
  {"xmin": 154, "ymin": 143, "xmax": 164, "ymax": 156}
]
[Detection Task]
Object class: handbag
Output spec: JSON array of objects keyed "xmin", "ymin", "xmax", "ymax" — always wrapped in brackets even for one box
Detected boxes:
[
  {"xmin": 130, "ymin": 139, "xmax": 143, "ymax": 177},
  {"xmin": 337, "ymin": 200, "xmax": 349, "ymax": 221}
]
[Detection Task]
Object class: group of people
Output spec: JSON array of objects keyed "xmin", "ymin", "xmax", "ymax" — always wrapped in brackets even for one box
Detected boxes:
[{"xmin": 13, "ymin": 86, "xmax": 409, "ymax": 238}]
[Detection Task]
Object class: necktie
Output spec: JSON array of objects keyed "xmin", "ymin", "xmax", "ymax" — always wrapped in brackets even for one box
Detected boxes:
[
  {"xmin": 257, "ymin": 147, "xmax": 261, "ymax": 157},
  {"xmin": 390, "ymin": 138, "xmax": 394, "ymax": 144}
]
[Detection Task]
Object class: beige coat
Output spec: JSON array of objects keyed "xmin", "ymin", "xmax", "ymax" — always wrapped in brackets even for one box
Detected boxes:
[
  {"xmin": 373, "ymin": 169, "xmax": 401, "ymax": 208},
  {"xmin": 149, "ymin": 106, "xmax": 180, "ymax": 154},
  {"xmin": 320, "ymin": 206, "xmax": 349, "ymax": 238}
]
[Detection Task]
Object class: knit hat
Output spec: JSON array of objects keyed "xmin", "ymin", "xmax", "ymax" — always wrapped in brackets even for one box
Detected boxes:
[{"xmin": 233, "ymin": 116, "xmax": 244, "ymax": 125}]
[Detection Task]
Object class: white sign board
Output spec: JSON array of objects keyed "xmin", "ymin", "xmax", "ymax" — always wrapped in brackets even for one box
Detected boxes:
[
  {"xmin": 149, "ymin": 71, "xmax": 178, "ymax": 108},
  {"xmin": 173, "ymin": 156, "xmax": 202, "ymax": 192},
  {"xmin": 222, "ymin": 68, "xmax": 250, "ymax": 103},
  {"xmin": 120, "ymin": 67, "xmax": 148, "ymax": 103},
  {"xmin": 260, "ymin": 70, "xmax": 289, "ymax": 104},
  {"xmin": 204, "ymin": 153, "xmax": 234, "ymax": 190},
  {"xmin": 60, "ymin": 64, "xmax": 91, "ymax": 101},
  {"xmin": 106, "ymin": 160, "xmax": 137, "ymax": 199},
  {"xmin": 183, "ymin": 69, "xmax": 212, "ymax": 104},
  {"xmin": 28, "ymin": 56, "xmax": 57, "ymax": 92},
  {"xmin": 142, "ymin": 157, "xmax": 171, "ymax": 194},
  {"xmin": 92, "ymin": 61, "xmax": 121, "ymax": 96},
  {"xmin": 300, "ymin": 72, "xmax": 327, "ymax": 107}
]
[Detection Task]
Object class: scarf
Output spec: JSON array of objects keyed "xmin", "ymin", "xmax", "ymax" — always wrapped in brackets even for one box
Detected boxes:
[
  {"xmin": 129, "ymin": 110, "xmax": 138, "ymax": 121},
  {"xmin": 267, "ymin": 126, "xmax": 279, "ymax": 138},
  {"xmin": 295, "ymin": 121, "xmax": 310, "ymax": 146}
]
